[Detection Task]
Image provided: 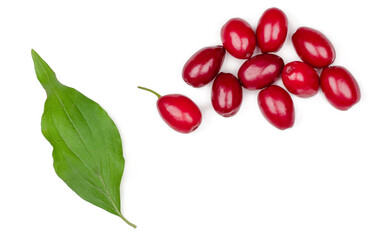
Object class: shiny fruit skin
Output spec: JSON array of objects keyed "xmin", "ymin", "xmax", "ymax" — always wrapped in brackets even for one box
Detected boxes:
[
  {"xmin": 320, "ymin": 66, "xmax": 361, "ymax": 110},
  {"xmin": 182, "ymin": 46, "xmax": 226, "ymax": 88},
  {"xmin": 211, "ymin": 72, "xmax": 243, "ymax": 117},
  {"xmin": 256, "ymin": 7, "xmax": 288, "ymax": 53},
  {"xmin": 221, "ymin": 18, "xmax": 256, "ymax": 59},
  {"xmin": 157, "ymin": 94, "xmax": 202, "ymax": 133},
  {"xmin": 292, "ymin": 27, "xmax": 336, "ymax": 68},
  {"xmin": 238, "ymin": 54, "xmax": 284, "ymax": 90},
  {"xmin": 282, "ymin": 61, "xmax": 319, "ymax": 97},
  {"xmin": 258, "ymin": 85, "xmax": 295, "ymax": 130}
]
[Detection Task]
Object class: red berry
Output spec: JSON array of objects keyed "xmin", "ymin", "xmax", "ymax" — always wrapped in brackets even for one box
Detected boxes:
[
  {"xmin": 282, "ymin": 61, "xmax": 319, "ymax": 98},
  {"xmin": 320, "ymin": 66, "xmax": 361, "ymax": 110},
  {"xmin": 292, "ymin": 27, "xmax": 336, "ymax": 68},
  {"xmin": 238, "ymin": 53, "xmax": 284, "ymax": 90},
  {"xmin": 182, "ymin": 46, "xmax": 226, "ymax": 88},
  {"xmin": 138, "ymin": 87, "xmax": 202, "ymax": 133},
  {"xmin": 258, "ymin": 85, "xmax": 295, "ymax": 130},
  {"xmin": 211, "ymin": 72, "xmax": 243, "ymax": 117},
  {"xmin": 256, "ymin": 7, "xmax": 288, "ymax": 53},
  {"xmin": 221, "ymin": 18, "xmax": 256, "ymax": 59}
]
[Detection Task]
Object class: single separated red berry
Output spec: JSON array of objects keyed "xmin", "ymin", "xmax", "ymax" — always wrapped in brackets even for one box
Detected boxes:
[
  {"xmin": 211, "ymin": 72, "xmax": 243, "ymax": 117},
  {"xmin": 292, "ymin": 27, "xmax": 336, "ymax": 68},
  {"xmin": 221, "ymin": 18, "xmax": 256, "ymax": 59},
  {"xmin": 238, "ymin": 53, "xmax": 284, "ymax": 90},
  {"xmin": 258, "ymin": 85, "xmax": 295, "ymax": 130},
  {"xmin": 182, "ymin": 46, "xmax": 226, "ymax": 88},
  {"xmin": 282, "ymin": 61, "xmax": 320, "ymax": 98},
  {"xmin": 320, "ymin": 66, "xmax": 361, "ymax": 110},
  {"xmin": 256, "ymin": 7, "xmax": 288, "ymax": 53},
  {"xmin": 138, "ymin": 87, "xmax": 202, "ymax": 133}
]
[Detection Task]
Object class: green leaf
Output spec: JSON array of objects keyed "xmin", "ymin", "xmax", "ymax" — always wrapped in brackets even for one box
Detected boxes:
[{"xmin": 31, "ymin": 49, "xmax": 136, "ymax": 228}]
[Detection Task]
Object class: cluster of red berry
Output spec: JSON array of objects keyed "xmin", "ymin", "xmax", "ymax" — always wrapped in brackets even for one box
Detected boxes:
[{"xmin": 140, "ymin": 8, "xmax": 361, "ymax": 133}]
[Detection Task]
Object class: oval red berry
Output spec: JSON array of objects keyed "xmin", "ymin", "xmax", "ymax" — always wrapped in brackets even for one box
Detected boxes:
[
  {"xmin": 282, "ymin": 61, "xmax": 319, "ymax": 98},
  {"xmin": 157, "ymin": 94, "xmax": 202, "ymax": 133},
  {"xmin": 182, "ymin": 46, "xmax": 226, "ymax": 88},
  {"xmin": 221, "ymin": 18, "xmax": 256, "ymax": 59},
  {"xmin": 292, "ymin": 27, "xmax": 336, "ymax": 68},
  {"xmin": 238, "ymin": 54, "xmax": 284, "ymax": 90},
  {"xmin": 256, "ymin": 7, "xmax": 288, "ymax": 53},
  {"xmin": 320, "ymin": 66, "xmax": 361, "ymax": 110},
  {"xmin": 258, "ymin": 85, "xmax": 295, "ymax": 130},
  {"xmin": 211, "ymin": 72, "xmax": 243, "ymax": 117}
]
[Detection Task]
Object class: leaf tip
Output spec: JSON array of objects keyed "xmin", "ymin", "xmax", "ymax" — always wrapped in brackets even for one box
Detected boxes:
[
  {"xmin": 31, "ymin": 49, "xmax": 41, "ymax": 64},
  {"xmin": 31, "ymin": 49, "xmax": 61, "ymax": 94},
  {"xmin": 31, "ymin": 49, "xmax": 38, "ymax": 58}
]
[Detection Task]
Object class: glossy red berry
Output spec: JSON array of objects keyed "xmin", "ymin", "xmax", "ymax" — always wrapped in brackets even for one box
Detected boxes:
[
  {"xmin": 256, "ymin": 7, "xmax": 288, "ymax": 53},
  {"xmin": 292, "ymin": 27, "xmax": 336, "ymax": 68},
  {"xmin": 221, "ymin": 18, "xmax": 256, "ymax": 59},
  {"xmin": 282, "ymin": 61, "xmax": 319, "ymax": 98},
  {"xmin": 138, "ymin": 87, "xmax": 202, "ymax": 133},
  {"xmin": 182, "ymin": 46, "xmax": 226, "ymax": 88},
  {"xmin": 258, "ymin": 85, "xmax": 295, "ymax": 130},
  {"xmin": 238, "ymin": 53, "xmax": 284, "ymax": 90},
  {"xmin": 320, "ymin": 66, "xmax": 361, "ymax": 110},
  {"xmin": 211, "ymin": 72, "xmax": 243, "ymax": 117}
]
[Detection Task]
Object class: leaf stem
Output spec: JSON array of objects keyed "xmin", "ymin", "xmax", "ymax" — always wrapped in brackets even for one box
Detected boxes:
[
  {"xmin": 97, "ymin": 176, "xmax": 137, "ymax": 228},
  {"xmin": 119, "ymin": 214, "xmax": 137, "ymax": 228},
  {"xmin": 137, "ymin": 86, "xmax": 162, "ymax": 98}
]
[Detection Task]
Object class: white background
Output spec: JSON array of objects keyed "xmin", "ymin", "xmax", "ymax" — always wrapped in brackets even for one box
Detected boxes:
[{"xmin": 1, "ymin": 0, "xmax": 374, "ymax": 239}]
